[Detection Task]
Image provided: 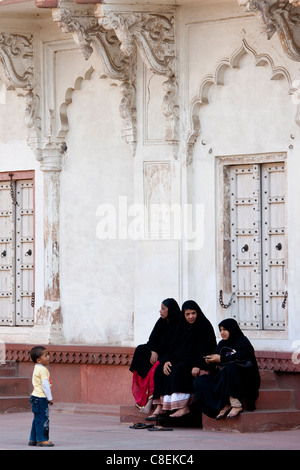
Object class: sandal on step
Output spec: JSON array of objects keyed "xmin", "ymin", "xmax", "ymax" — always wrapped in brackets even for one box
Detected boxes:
[
  {"xmin": 226, "ymin": 407, "xmax": 243, "ymax": 419},
  {"xmin": 216, "ymin": 406, "xmax": 232, "ymax": 420}
]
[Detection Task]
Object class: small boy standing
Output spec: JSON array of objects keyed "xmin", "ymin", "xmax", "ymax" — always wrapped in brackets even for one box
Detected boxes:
[{"xmin": 28, "ymin": 346, "xmax": 54, "ymax": 447}]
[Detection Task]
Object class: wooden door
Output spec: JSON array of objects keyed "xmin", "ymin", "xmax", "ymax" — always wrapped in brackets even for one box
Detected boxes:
[
  {"xmin": 0, "ymin": 174, "xmax": 34, "ymax": 326},
  {"xmin": 229, "ymin": 162, "xmax": 286, "ymax": 330}
]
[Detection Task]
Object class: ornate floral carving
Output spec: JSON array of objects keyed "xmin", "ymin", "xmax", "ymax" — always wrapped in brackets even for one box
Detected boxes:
[
  {"xmin": 95, "ymin": 7, "xmax": 176, "ymax": 77},
  {"xmin": 239, "ymin": 0, "xmax": 300, "ymax": 62},
  {"xmin": 0, "ymin": 33, "xmax": 33, "ymax": 89},
  {"xmin": 0, "ymin": 33, "xmax": 40, "ymax": 130}
]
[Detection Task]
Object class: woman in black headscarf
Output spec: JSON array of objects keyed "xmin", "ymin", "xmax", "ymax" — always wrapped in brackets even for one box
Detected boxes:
[
  {"xmin": 129, "ymin": 298, "xmax": 180, "ymax": 413},
  {"xmin": 193, "ymin": 318, "xmax": 261, "ymax": 419},
  {"xmin": 149, "ymin": 300, "xmax": 216, "ymax": 418}
]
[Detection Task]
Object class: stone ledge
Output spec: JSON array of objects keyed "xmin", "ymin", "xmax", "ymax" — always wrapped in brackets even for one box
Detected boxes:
[
  {"xmin": 5, "ymin": 343, "xmax": 134, "ymax": 366},
  {"xmin": 4, "ymin": 344, "xmax": 300, "ymax": 372}
]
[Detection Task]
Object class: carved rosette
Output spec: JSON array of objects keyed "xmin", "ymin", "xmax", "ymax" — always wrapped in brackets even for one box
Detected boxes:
[{"xmin": 238, "ymin": 0, "xmax": 300, "ymax": 62}]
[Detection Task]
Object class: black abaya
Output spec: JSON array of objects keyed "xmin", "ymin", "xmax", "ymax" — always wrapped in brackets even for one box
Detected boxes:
[
  {"xmin": 193, "ymin": 318, "xmax": 261, "ymax": 418},
  {"xmin": 153, "ymin": 300, "xmax": 216, "ymax": 403},
  {"xmin": 129, "ymin": 298, "xmax": 180, "ymax": 379}
]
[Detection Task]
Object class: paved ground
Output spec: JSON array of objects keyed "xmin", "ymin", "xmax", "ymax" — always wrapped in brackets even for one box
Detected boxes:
[{"xmin": 0, "ymin": 408, "xmax": 299, "ymax": 455}]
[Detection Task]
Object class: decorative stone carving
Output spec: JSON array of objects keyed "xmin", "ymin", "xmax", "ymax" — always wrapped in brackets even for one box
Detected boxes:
[
  {"xmin": 119, "ymin": 80, "xmax": 137, "ymax": 155},
  {"xmin": 162, "ymin": 75, "xmax": 179, "ymax": 142},
  {"xmin": 238, "ymin": 0, "xmax": 300, "ymax": 62},
  {"xmin": 0, "ymin": 33, "xmax": 33, "ymax": 89},
  {"xmin": 52, "ymin": 4, "xmax": 130, "ymax": 81},
  {"xmin": 94, "ymin": 6, "xmax": 176, "ymax": 77},
  {"xmin": 0, "ymin": 33, "xmax": 39, "ymax": 129}
]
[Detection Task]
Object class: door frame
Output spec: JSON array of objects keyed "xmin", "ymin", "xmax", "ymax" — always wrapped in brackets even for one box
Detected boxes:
[{"xmin": 216, "ymin": 152, "xmax": 288, "ymax": 339}]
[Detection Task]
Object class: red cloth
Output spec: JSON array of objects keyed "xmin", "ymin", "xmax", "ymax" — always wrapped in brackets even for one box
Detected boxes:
[{"xmin": 132, "ymin": 361, "xmax": 160, "ymax": 407}]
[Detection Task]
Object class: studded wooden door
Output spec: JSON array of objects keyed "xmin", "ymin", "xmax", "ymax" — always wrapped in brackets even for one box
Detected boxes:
[
  {"xmin": 229, "ymin": 162, "xmax": 286, "ymax": 330},
  {"xmin": 0, "ymin": 173, "xmax": 34, "ymax": 326}
]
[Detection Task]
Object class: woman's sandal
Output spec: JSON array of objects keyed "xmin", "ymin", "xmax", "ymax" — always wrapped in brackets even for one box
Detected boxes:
[
  {"xmin": 216, "ymin": 405, "xmax": 232, "ymax": 420},
  {"xmin": 130, "ymin": 422, "xmax": 154, "ymax": 429},
  {"xmin": 226, "ymin": 407, "xmax": 243, "ymax": 419},
  {"xmin": 147, "ymin": 425, "xmax": 173, "ymax": 431}
]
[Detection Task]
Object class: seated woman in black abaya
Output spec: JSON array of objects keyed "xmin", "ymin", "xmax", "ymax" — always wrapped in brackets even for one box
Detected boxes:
[
  {"xmin": 149, "ymin": 300, "xmax": 216, "ymax": 419},
  {"xmin": 129, "ymin": 298, "xmax": 180, "ymax": 413},
  {"xmin": 194, "ymin": 318, "xmax": 261, "ymax": 419}
]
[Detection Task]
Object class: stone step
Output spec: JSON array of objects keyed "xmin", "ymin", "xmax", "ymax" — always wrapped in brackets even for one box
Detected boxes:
[
  {"xmin": 201, "ymin": 409, "xmax": 300, "ymax": 433},
  {"xmin": 0, "ymin": 377, "xmax": 30, "ymax": 397},
  {"xmin": 120, "ymin": 397, "xmax": 300, "ymax": 433},
  {"xmin": 259, "ymin": 370, "xmax": 278, "ymax": 389},
  {"xmin": 53, "ymin": 402, "xmax": 120, "ymax": 416},
  {"xmin": 256, "ymin": 388, "xmax": 294, "ymax": 410},
  {"xmin": 0, "ymin": 396, "xmax": 31, "ymax": 413},
  {"xmin": 0, "ymin": 362, "xmax": 17, "ymax": 377}
]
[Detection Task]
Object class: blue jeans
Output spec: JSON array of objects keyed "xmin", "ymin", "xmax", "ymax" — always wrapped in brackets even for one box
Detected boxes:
[{"xmin": 29, "ymin": 396, "xmax": 50, "ymax": 443}]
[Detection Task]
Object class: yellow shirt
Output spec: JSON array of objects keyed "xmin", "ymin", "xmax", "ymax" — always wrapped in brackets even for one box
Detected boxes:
[{"xmin": 32, "ymin": 364, "xmax": 52, "ymax": 398}]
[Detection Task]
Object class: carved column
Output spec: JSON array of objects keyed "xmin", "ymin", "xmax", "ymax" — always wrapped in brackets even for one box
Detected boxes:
[{"xmin": 32, "ymin": 144, "xmax": 66, "ymax": 344}]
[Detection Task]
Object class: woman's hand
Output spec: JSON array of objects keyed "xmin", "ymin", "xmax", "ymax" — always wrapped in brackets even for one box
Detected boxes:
[
  {"xmin": 163, "ymin": 361, "xmax": 172, "ymax": 375},
  {"xmin": 150, "ymin": 351, "xmax": 158, "ymax": 365},
  {"xmin": 205, "ymin": 354, "xmax": 221, "ymax": 363},
  {"xmin": 191, "ymin": 367, "xmax": 201, "ymax": 377}
]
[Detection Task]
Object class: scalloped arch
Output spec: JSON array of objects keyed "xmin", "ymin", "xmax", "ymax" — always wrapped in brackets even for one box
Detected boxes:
[
  {"xmin": 187, "ymin": 39, "xmax": 295, "ymax": 151},
  {"xmin": 57, "ymin": 66, "xmax": 96, "ymax": 139}
]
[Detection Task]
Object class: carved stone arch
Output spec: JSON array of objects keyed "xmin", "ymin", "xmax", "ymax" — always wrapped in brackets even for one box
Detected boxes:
[
  {"xmin": 58, "ymin": 66, "xmax": 95, "ymax": 139},
  {"xmin": 57, "ymin": 65, "xmax": 137, "ymax": 155},
  {"xmin": 186, "ymin": 39, "xmax": 294, "ymax": 164}
]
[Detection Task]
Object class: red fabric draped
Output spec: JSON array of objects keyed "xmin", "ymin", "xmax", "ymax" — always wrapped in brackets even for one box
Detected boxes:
[{"xmin": 132, "ymin": 361, "xmax": 160, "ymax": 407}]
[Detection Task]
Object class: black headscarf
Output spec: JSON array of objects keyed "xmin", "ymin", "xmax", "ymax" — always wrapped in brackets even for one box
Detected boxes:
[
  {"xmin": 215, "ymin": 317, "xmax": 260, "ymax": 401},
  {"xmin": 217, "ymin": 318, "xmax": 244, "ymax": 349},
  {"xmin": 130, "ymin": 298, "xmax": 181, "ymax": 378},
  {"xmin": 146, "ymin": 298, "xmax": 180, "ymax": 356},
  {"xmin": 162, "ymin": 300, "xmax": 216, "ymax": 369},
  {"xmin": 161, "ymin": 298, "xmax": 181, "ymax": 324}
]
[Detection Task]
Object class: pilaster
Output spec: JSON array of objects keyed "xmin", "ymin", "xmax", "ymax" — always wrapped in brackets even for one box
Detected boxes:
[{"xmin": 30, "ymin": 143, "xmax": 66, "ymax": 344}]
